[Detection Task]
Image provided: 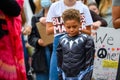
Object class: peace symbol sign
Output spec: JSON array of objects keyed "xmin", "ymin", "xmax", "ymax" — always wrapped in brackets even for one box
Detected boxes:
[{"xmin": 97, "ymin": 48, "xmax": 107, "ymax": 58}]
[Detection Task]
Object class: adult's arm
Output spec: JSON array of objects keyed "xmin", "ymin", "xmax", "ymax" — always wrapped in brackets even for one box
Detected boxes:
[
  {"xmin": 90, "ymin": 10, "xmax": 107, "ymax": 27},
  {"xmin": 46, "ymin": 22, "xmax": 54, "ymax": 35},
  {"xmin": 28, "ymin": 16, "xmax": 40, "ymax": 48},
  {"xmin": 81, "ymin": 4, "xmax": 93, "ymax": 35},
  {"xmin": 112, "ymin": 7, "xmax": 120, "ymax": 29},
  {"xmin": 112, "ymin": 0, "xmax": 120, "ymax": 29},
  {"xmin": 81, "ymin": 26, "xmax": 91, "ymax": 35},
  {"xmin": 46, "ymin": 3, "xmax": 55, "ymax": 35},
  {"xmin": 0, "ymin": 0, "xmax": 21, "ymax": 17},
  {"xmin": 28, "ymin": 10, "xmax": 44, "ymax": 47}
]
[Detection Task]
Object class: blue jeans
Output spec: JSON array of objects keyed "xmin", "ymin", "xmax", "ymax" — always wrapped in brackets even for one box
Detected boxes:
[
  {"xmin": 36, "ymin": 73, "xmax": 49, "ymax": 80},
  {"xmin": 49, "ymin": 34, "xmax": 64, "ymax": 80}
]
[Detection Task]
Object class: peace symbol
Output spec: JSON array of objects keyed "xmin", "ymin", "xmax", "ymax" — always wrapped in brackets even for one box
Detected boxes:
[{"xmin": 97, "ymin": 48, "xmax": 107, "ymax": 58}]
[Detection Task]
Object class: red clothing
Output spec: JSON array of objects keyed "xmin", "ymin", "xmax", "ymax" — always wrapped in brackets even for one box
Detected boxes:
[{"xmin": 0, "ymin": 0, "xmax": 26, "ymax": 80}]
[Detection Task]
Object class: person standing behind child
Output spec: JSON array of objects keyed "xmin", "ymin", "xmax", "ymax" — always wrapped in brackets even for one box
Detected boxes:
[
  {"xmin": 28, "ymin": 0, "xmax": 53, "ymax": 80},
  {"xmin": 46, "ymin": 0, "xmax": 93, "ymax": 35},
  {"xmin": 57, "ymin": 9, "xmax": 95, "ymax": 80}
]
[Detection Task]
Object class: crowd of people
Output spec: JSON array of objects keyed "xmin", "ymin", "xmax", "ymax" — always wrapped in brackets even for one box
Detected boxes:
[{"xmin": 0, "ymin": 0, "xmax": 120, "ymax": 80}]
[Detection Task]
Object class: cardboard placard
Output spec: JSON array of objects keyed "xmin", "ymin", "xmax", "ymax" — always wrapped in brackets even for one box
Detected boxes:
[{"xmin": 36, "ymin": 22, "xmax": 54, "ymax": 46}]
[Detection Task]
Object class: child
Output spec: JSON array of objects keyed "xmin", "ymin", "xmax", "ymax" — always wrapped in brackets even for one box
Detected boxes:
[
  {"xmin": 46, "ymin": 1, "xmax": 93, "ymax": 79},
  {"xmin": 56, "ymin": 9, "xmax": 95, "ymax": 80}
]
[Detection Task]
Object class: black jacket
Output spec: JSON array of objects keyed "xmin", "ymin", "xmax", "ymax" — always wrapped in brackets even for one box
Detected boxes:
[
  {"xmin": 57, "ymin": 34, "xmax": 95, "ymax": 77},
  {"xmin": 90, "ymin": 10, "xmax": 107, "ymax": 27},
  {"xmin": 28, "ymin": 9, "xmax": 52, "ymax": 73}
]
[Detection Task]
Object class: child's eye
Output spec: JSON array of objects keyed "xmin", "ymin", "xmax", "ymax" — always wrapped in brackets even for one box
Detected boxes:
[
  {"xmin": 67, "ymin": 26, "xmax": 71, "ymax": 29},
  {"xmin": 73, "ymin": 26, "xmax": 77, "ymax": 28}
]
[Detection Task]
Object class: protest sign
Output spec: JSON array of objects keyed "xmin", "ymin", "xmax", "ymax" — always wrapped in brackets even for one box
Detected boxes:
[
  {"xmin": 92, "ymin": 27, "xmax": 120, "ymax": 80},
  {"xmin": 36, "ymin": 22, "xmax": 54, "ymax": 46}
]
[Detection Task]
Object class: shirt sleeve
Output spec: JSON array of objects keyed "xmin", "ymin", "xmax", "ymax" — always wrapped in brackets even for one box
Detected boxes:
[
  {"xmin": 46, "ymin": 3, "xmax": 56, "ymax": 22},
  {"xmin": 90, "ymin": 10, "xmax": 108, "ymax": 27},
  {"xmin": 83, "ymin": 5, "xmax": 93, "ymax": 27}
]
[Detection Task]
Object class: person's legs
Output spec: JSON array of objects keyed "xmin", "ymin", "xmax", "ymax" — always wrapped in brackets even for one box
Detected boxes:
[
  {"xmin": 45, "ymin": 47, "xmax": 51, "ymax": 70},
  {"xmin": 22, "ymin": 35, "xmax": 31, "ymax": 79}
]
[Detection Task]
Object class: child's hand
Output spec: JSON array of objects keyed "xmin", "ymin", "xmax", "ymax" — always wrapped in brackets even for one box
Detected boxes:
[{"xmin": 38, "ymin": 39, "xmax": 45, "ymax": 46}]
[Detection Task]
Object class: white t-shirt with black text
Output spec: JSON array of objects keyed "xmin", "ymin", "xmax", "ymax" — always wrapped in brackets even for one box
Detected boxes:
[{"xmin": 46, "ymin": 0, "xmax": 93, "ymax": 36}]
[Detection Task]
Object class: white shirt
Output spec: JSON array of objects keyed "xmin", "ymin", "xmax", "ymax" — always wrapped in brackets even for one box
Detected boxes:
[
  {"xmin": 23, "ymin": 0, "xmax": 33, "ymax": 26},
  {"xmin": 46, "ymin": 0, "xmax": 93, "ymax": 36}
]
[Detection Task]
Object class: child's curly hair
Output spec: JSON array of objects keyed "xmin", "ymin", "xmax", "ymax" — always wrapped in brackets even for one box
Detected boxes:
[{"xmin": 62, "ymin": 9, "xmax": 81, "ymax": 23}]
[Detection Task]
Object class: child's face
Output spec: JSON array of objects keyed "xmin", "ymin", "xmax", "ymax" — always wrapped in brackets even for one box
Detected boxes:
[{"xmin": 64, "ymin": 19, "xmax": 80, "ymax": 37}]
